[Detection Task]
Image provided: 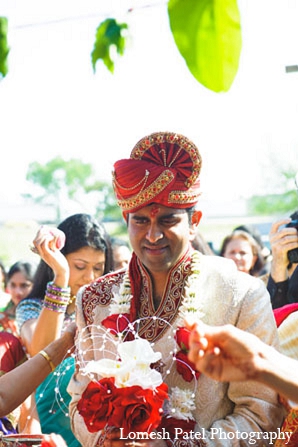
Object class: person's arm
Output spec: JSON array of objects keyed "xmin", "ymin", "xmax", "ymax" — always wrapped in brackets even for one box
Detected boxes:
[
  {"xmin": 186, "ymin": 320, "xmax": 298, "ymax": 404},
  {"xmin": 18, "ymin": 392, "xmax": 41, "ymax": 434},
  {"xmin": 0, "ymin": 323, "xmax": 76, "ymax": 417},
  {"xmin": 267, "ymin": 274, "xmax": 289, "ymax": 309},
  {"xmin": 269, "ymin": 218, "xmax": 297, "ymax": 282},
  {"xmin": 268, "ymin": 218, "xmax": 298, "ymax": 308},
  {"xmin": 25, "ymin": 226, "xmax": 70, "ymax": 356}
]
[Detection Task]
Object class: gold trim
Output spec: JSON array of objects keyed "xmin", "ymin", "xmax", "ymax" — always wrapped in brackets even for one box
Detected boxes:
[
  {"xmin": 168, "ymin": 189, "xmax": 202, "ymax": 204},
  {"xmin": 116, "ymin": 170, "xmax": 174, "ymax": 211},
  {"xmin": 130, "ymin": 132, "xmax": 202, "ymax": 188},
  {"xmin": 112, "ymin": 169, "xmax": 149, "ymax": 192}
]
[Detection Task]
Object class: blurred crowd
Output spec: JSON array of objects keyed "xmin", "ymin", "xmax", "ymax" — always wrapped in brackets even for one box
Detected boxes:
[{"xmin": 0, "ymin": 210, "xmax": 297, "ymax": 444}]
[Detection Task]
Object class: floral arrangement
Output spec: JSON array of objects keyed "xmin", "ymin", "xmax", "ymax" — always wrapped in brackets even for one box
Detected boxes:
[
  {"xmin": 78, "ymin": 337, "xmax": 168, "ymax": 436},
  {"xmin": 78, "ymin": 251, "xmax": 204, "ymax": 440}
]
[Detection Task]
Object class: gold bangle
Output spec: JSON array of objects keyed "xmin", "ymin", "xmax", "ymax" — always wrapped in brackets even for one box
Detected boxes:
[{"xmin": 39, "ymin": 350, "xmax": 56, "ymax": 372}]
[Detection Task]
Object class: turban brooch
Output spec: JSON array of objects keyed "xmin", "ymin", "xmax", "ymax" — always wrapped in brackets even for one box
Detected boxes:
[{"xmin": 112, "ymin": 132, "xmax": 202, "ymax": 216}]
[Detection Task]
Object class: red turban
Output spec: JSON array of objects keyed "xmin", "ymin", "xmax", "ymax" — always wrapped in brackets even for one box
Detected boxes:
[{"xmin": 112, "ymin": 132, "xmax": 202, "ymax": 217}]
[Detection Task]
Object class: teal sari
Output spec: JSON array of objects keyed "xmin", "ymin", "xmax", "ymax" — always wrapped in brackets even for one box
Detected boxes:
[{"xmin": 36, "ymin": 356, "xmax": 80, "ymax": 447}]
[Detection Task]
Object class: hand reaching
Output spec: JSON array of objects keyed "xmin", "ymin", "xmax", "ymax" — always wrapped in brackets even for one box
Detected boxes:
[{"xmin": 185, "ymin": 320, "xmax": 272, "ymax": 383}]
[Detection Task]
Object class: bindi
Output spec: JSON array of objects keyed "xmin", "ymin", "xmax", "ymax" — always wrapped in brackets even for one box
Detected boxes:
[{"xmin": 150, "ymin": 205, "xmax": 160, "ymax": 217}]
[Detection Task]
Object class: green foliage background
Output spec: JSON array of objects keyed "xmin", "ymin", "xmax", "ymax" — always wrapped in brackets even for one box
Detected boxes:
[
  {"xmin": 0, "ymin": 17, "xmax": 9, "ymax": 78},
  {"xmin": 1, "ymin": 0, "xmax": 242, "ymax": 92}
]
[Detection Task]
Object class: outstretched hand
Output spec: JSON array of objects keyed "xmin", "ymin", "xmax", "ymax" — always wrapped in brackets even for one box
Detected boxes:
[{"xmin": 185, "ymin": 320, "xmax": 271, "ymax": 383}]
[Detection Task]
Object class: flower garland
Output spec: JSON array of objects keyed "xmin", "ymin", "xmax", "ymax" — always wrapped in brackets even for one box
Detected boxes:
[
  {"xmin": 103, "ymin": 250, "xmax": 204, "ymax": 333},
  {"xmin": 175, "ymin": 250, "xmax": 204, "ymax": 326},
  {"xmin": 101, "ymin": 250, "xmax": 205, "ymax": 435}
]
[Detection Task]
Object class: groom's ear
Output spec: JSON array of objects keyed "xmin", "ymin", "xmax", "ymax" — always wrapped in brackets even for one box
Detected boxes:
[
  {"xmin": 191, "ymin": 210, "xmax": 202, "ymax": 227},
  {"xmin": 189, "ymin": 210, "xmax": 202, "ymax": 240}
]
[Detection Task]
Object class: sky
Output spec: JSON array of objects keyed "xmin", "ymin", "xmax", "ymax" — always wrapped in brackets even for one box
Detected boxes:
[{"xmin": 1, "ymin": 0, "xmax": 298, "ymax": 220}]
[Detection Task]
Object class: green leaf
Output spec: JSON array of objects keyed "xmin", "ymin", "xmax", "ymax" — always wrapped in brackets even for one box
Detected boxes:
[
  {"xmin": 168, "ymin": 0, "xmax": 242, "ymax": 92},
  {"xmin": 91, "ymin": 18, "xmax": 128, "ymax": 73},
  {"xmin": 0, "ymin": 17, "xmax": 9, "ymax": 78}
]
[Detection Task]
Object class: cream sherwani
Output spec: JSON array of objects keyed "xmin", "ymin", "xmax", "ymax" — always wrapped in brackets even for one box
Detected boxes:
[{"xmin": 68, "ymin": 251, "xmax": 284, "ymax": 447}]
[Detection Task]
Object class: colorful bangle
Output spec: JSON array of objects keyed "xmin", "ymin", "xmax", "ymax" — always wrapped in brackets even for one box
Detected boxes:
[
  {"xmin": 43, "ymin": 301, "xmax": 67, "ymax": 313},
  {"xmin": 39, "ymin": 350, "xmax": 56, "ymax": 372},
  {"xmin": 43, "ymin": 282, "xmax": 71, "ymax": 312},
  {"xmin": 47, "ymin": 281, "xmax": 71, "ymax": 297},
  {"xmin": 43, "ymin": 300, "xmax": 68, "ymax": 313},
  {"xmin": 45, "ymin": 292, "xmax": 70, "ymax": 304}
]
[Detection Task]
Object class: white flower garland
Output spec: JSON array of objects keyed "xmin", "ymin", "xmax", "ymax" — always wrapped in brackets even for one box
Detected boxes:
[
  {"xmin": 109, "ymin": 272, "xmax": 133, "ymax": 315},
  {"xmin": 175, "ymin": 250, "xmax": 204, "ymax": 326},
  {"xmin": 109, "ymin": 250, "xmax": 204, "ymax": 324},
  {"xmin": 166, "ymin": 387, "xmax": 196, "ymax": 421},
  {"xmin": 106, "ymin": 250, "xmax": 203, "ymax": 422}
]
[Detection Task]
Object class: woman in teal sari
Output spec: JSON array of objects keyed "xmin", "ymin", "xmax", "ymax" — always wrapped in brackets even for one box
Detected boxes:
[{"xmin": 16, "ymin": 213, "xmax": 113, "ymax": 446}]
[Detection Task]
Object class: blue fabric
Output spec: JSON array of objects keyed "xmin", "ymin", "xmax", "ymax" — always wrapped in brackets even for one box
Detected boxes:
[
  {"xmin": 15, "ymin": 298, "xmax": 42, "ymax": 333},
  {"xmin": 0, "ymin": 416, "xmax": 18, "ymax": 435},
  {"xmin": 16, "ymin": 299, "xmax": 79, "ymax": 446},
  {"xmin": 36, "ymin": 356, "xmax": 80, "ymax": 447}
]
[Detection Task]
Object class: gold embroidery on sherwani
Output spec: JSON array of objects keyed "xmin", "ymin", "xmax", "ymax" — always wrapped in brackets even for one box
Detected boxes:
[
  {"xmin": 83, "ymin": 271, "xmax": 124, "ymax": 325},
  {"xmin": 82, "ymin": 251, "xmax": 192, "ymax": 342},
  {"xmin": 136, "ymin": 252, "xmax": 192, "ymax": 342}
]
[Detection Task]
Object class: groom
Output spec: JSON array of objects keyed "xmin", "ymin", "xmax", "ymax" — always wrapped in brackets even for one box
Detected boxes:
[{"xmin": 68, "ymin": 131, "xmax": 284, "ymax": 447}]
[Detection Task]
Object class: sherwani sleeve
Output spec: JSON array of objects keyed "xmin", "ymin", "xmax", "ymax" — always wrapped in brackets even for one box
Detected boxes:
[{"xmin": 191, "ymin": 264, "xmax": 285, "ymax": 446}]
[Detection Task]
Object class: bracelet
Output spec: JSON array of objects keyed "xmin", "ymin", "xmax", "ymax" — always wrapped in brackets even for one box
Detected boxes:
[
  {"xmin": 43, "ymin": 300, "xmax": 68, "ymax": 313},
  {"xmin": 39, "ymin": 350, "xmax": 56, "ymax": 372},
  {"xmin": 47, "ymin": 281, "xmax": 71, "ymax": 297},
  {"xmin": 43, "ymin": 282, "xmax": 71, "ymax": 313},
  {"xmin": 45, "ymin": 293, "xmax": 70, "ymax": 304}
]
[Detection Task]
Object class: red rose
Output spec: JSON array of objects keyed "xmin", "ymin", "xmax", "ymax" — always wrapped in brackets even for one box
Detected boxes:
[
  {"xmin": 175, "ymin": 327, "xmax": 191, "ymax": 351},
  {"xmin": 109, "ymin": 383, "xmax": 168, "ymax": 436},
  {"xmin": 175, "ymin": 350, "xmax": 200, "ymax": 382},
  {"xmin": 78, "ymin": 378, "xmax": 116, "ymax": 432},
  {"xmin": 160, "ymin": 416, "xmax": 196, "ymax": 439},
  {"xmin": 102, "ymin": 313, "xmax": 131, "ymax": 335}
]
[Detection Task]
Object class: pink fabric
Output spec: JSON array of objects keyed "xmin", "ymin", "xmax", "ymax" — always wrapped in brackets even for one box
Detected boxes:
[{"xmin": 273, "ymin": 303, "xmax": 298, "ymax": 327}]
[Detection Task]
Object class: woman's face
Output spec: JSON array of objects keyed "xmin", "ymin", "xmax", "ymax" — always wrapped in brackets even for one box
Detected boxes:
[
  {"xmin": 223, "ymin": 238, "xmax": 257, "ymax": 274},
  {"xmin": 66, "ymin": 246, "xmax": 106, "ymax": 296},
  {"xmin": 7, "ymin": 271, "xmax": 33, "ymax": 305}
]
